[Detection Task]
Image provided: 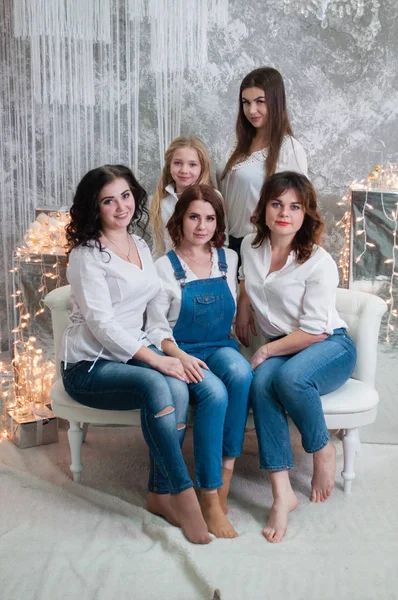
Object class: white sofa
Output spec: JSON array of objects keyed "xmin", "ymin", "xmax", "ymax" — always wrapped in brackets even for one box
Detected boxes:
[{"xmin": 45, "ymin": 285, "xmax": 386, "ymax": 493}]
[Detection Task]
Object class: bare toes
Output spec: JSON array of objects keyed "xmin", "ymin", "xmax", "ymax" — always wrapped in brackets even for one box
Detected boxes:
[{"xmin": 262, "ymin": 527, "xmax": 274, "ymax": 542}]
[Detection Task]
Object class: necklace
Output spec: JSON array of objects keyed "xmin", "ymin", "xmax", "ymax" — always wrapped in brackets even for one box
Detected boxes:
[
  {"xmin": 102, "ymin": 232, "xmax": 132, "ymax": 262},
  {"xmin": 178, "ymin": 248, "xmax": 212, "ymax": 267}
]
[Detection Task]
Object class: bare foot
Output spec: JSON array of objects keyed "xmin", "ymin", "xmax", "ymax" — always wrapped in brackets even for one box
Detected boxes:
[
  {"xmin": 147, "ymin": 492, "xmax": 180, "ymax": 527},
  {"xmin": 218, "ymin": 467, "xmax": 234, "ymax": 515},
  {"xmin": 200, "ymin": 491, "xmax": 238, "ymax": 538},
  {"xmin": 311, "ymin": 441, "xmax": 336, "ymax": 503},
  {"xmin": 262, "ymin": 490, "xmax": 299, "ymax": 543},
  {"xmin": 170, "ymin": 488, "xmax": 212, "ymax": 544}
]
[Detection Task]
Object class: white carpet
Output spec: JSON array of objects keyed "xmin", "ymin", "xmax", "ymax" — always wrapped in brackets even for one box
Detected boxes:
[{"xmin": 1, "ymin": 425, "xmax": 398, "ymax": 600}]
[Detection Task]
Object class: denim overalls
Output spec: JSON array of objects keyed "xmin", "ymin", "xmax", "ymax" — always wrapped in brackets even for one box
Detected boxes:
[
  {"xmin": 164, "ymin": 248, "xmax": 253, "ymax": 489},
  {"xmin": 167, "ymin": 248, "xmax": 239, "ymax": 359}
]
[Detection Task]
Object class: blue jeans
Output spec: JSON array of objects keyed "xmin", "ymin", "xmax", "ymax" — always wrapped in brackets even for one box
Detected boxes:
[
  {"xmin": 250, "ymin": 329, "xmax": 357, "ymax": 470},
  {"xmin": 148, "ymin": 345, "xmax": 253, "ymax": 491},
  {"xmin": 61, "ymin": 358, "xmax": 192, "ymax": 495},
  {"xmin": 188, "ymin": 346, "xmax": 253, "ymax": 489}
]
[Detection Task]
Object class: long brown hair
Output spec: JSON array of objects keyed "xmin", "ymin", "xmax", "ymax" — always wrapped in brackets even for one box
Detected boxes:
[
  {"xmin": 252, "ymin": 171, "xmax": 324, "ymax": 264},
  {"xmin": 167, "ymin": 184, "xmax": 226, "ymax": 249},
  {"xmin": 222, "ymin": 67, "xmax": 293, "ymax": 180},
  {"xmin": 150, "ymin": 136, "xmax": 213, "ymax": 256}
]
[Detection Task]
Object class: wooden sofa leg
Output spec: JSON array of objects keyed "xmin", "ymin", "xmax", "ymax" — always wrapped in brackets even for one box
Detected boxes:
[
  {"xmin": 341, "ymin": 428, "xmax": 358, "ymax": 495},
  {"xmin": 68, "ymin": 421, "xmax": 84, "ymax": 483}
]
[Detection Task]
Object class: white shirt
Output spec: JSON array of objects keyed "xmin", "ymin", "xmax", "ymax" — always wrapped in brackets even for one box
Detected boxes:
[
  {"xmin": 61, "ymin": 236, "xmax": 160, "ymax": 365},
  {"xmin": 240, "ymin": 234, "xmax": 347, "ymax": 338},
  {"xmin": 145, "ymin": 247, "xmax": 239, "ymax": 350},
  {"xmin": 151, "ymin": 183, "xmax": 178, "ymax": 259},
  {"xmin": 217, "ymin": 136, "xmax": 308, "ymax": 238}
]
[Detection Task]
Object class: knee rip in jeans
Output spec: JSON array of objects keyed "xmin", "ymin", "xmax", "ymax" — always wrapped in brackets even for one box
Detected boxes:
[
  {"xmin": 155, "ymin": 405, "xmax": 175, "ymax": 418},
  {"xmin": 154, "ymin": 406, "xmax": 186, "ymax": 431}
]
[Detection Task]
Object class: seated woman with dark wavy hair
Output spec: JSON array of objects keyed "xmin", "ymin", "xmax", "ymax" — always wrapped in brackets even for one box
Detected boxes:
[
  {"xmin": 236, "ymin": 171, "xmax": 357, "ymax": 543},
  {"xmin": 60, "ymin": 164, "xmax": 211, "ymax": 544}
]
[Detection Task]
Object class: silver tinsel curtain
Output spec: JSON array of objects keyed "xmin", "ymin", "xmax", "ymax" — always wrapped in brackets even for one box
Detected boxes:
[{"xmin": 0, "ymin": 0, "xmax": 229, "ymax": 350}]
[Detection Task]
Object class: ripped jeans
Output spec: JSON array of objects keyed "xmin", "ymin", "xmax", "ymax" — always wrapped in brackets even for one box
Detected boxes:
[{"xmin": 61, "ymin": 358, "xmax": 192, "ymax": 495}]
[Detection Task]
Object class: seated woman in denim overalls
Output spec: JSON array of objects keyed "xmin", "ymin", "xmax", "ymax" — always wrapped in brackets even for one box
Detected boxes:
[
  {"xmin": 146, "ymin": 184, "xmax": 253, "ymax": 538},
  {"xmin": 236, "ymin": 171, "xmax": 357, "ymax": 544}
]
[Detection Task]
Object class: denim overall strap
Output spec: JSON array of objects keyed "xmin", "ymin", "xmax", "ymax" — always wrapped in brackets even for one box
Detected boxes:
[
  {"xmin": 168, "ymin": 247, "xmax": 228, "ymax": 282},
  {"xmin": 217, "ymin": 247, "xmax": 228, "ymax": 276},
  {"xmin": 167, "ymin": 248, "xmax": 238, "ymax": 355},
  {"xmin": 167, "ymin": 249, "xmax": 186, "ymax": 285}
]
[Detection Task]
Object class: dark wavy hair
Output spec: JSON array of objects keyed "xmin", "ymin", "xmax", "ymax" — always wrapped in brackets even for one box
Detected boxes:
[
  {"xmin": 252, "ymin": 171, "xmax": 325, "ymax": 264},
  {"xmin": 167, "ymin": 184, "xmax": 226, "ymax": 249},
  {"xmin": 65, "ymin": 164, "xmax": 148, "ymax": 255},
  {"xmin": 222, "ymin": 67, "xmax": 293, "ymax": 180}
]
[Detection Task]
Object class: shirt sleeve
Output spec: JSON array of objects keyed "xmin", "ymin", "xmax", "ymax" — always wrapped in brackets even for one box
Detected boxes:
[
  {"xmin": 299, "ymin": 255, "xmax": 339, "ymax": 335},
  {"xmin": 238, "ymin": 235, "xmax": 251, "ymax": 281},
  {"xmin": 67, "ymin": 248, "xmax": 144, "ymax": 361},
  {"xmin": 280, "ymin": 138, "xmax": 308, "ymax": 177},
  {"xmin": 145, "ymin": 262, "xmax": 176, "ymax": 350},
  {"xmin": 225, "ymin": 248, "xmax": 238, "ymax": 301}
]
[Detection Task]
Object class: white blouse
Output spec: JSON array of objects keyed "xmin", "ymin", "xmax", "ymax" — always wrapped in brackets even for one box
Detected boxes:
[
  {"xmin": 217, "ymin": 136, "xmax": 308, "ymax": 239},
  {"xmin": 151, "ymin": 184, "xmax": 178, "ymax": 260},
  {"xmin": 145, "ymin": 247, "xmax": 239, "ymax": 350},
  {"xmin": 240, "ymin": 234, "xmax": 347, "ymax": 338},
  {"xmin": 60, "ymin": 236, "xmax": 160, "ymax": 366}
]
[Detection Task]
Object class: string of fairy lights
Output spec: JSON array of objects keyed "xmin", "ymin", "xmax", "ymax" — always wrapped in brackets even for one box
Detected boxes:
[
  {"xmin": 0, "ymin": 211, "xmax": 69, "ymax": 440},
  {"xmin": 337, "ymin": 163, "xmax": 398, "ymax": 343}
]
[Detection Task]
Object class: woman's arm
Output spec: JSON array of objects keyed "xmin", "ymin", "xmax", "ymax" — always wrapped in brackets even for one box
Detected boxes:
[
  {"xmin": 251, "ymin": 329, "xmax": 327, "ymax": 370},
  {"xmin": 68, "ymin": 250, "xmax": 143, "ymax": 361},
  {"xmin": 161, "ymin": 339, "xmax": 208, "ymax": 383},
  {"xmin": 68, "ymin": 248, "xmax": 185, "ymax": 379},
  {"xmin": 250, "ymin": 254, "xmax": 338, "ymax": 369},
  {"xmin": 235, "ymin": 280, "xmax": 257, "ymax": 347},
  {"xmin": 133, "ymin": 344, "xmax": 186, "ymax": 380}
]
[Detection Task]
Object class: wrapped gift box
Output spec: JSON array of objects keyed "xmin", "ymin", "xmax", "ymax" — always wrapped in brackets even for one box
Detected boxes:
[{"xmin": 8, "ymin": 406, "xmax": 58, "ymax": 449}]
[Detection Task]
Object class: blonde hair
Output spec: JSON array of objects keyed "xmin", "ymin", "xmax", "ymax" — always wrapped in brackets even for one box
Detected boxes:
[{"xmin": 150, "ymin": 136, "xmax": 214, "ymax": 256}]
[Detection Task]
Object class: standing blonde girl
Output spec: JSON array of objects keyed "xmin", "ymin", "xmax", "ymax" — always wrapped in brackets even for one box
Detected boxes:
[
  {"xmin": 150, "ymin": 136, "xmax": 214, "ymax": 258},
  {"xmin": 218, "ymin": 67, "xmax": 308, "ymax": 259}
]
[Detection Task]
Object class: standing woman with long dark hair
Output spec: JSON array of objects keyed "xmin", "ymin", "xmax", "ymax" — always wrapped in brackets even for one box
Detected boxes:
[
  {"xmin": 60, "ymin": 165, "xmax": 211, "ymax": 544},
  {"xmin": 218, "ymin": 67, "xmax": 308, "ymax": 259}
]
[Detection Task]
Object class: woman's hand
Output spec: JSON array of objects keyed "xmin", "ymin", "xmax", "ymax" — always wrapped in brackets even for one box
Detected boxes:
[
  {"xmin": 250, "ymin": 344, "xmax": 269, "ymax": 370},
  {"xmin": 236, "ymin": 301, "xmax": 257, "ymax": 347},
  {"xmin": 180, "ymin": 354, "xmax": 209, "ymax": 384},
  {"xmin": 153, "ymin": 355, "xmax": 186, "ymax": 381}
]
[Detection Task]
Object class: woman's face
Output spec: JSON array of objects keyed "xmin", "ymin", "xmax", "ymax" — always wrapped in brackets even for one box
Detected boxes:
[
  {"xmin": 182, "ymin": 200, "xmax": 217, "ymax": 247},
  {"xmin": 241, "ymin": 86, "xmax": 268, "ymax": 130},
  {"xmin": 265, "ymin": 188, "xmax": 304, "ymax": 239},
  {"xmin": 98, "ymin": 177, "xmax": 135, "ymax": 232}
]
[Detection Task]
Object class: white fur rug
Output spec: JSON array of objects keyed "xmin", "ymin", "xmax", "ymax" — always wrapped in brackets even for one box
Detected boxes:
[{"xmin": 1, "ymin": 425, "xmax": 398, "ymax": 600}]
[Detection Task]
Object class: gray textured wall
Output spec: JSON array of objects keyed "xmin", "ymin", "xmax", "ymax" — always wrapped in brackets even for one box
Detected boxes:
[{"xmin": 136, "ymin": 0, "xmax": 398, "ymax": 265}]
